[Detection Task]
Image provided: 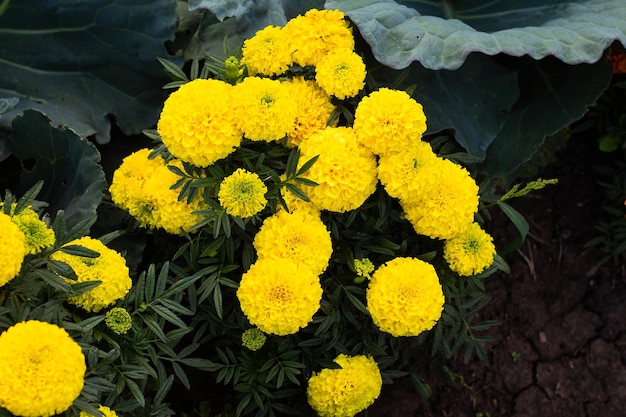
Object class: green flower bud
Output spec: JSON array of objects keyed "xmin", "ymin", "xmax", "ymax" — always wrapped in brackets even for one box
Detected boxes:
[
  {"xmin": 225, "ymin": 56, "xmax": 240, "ymax": 84},
  {"xmin": 105, "ymin": 307, "xmax": 133, "ymax": 335},
  {"xmin": 242, "ymin": 327, "xmax": 266, "ymax": 351},
  {"xmin": 354, "ymin": 258, "xmax": 375, "ymax": 283}
]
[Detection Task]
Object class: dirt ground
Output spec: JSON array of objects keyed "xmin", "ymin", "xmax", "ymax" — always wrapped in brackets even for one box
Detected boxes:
[{"xmin": 368, "ymin": 129, "xmax": 626, "ymax": 416}]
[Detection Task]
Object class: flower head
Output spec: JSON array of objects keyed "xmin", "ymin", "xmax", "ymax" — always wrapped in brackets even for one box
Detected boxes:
[
  {"xmin": 241, "ymin": 25, "xmax": 292, "ymax": 76},
  {"xmin": 105, "ymin": 307, "xmax": 133, "ymax": 335},
  {"xmin": 353, "ymin": 88, "xmax": 427, "ymax": 157},
  {"xmin": 1, "ymin": 204, "xmax": 55, "ymax": 255},
  {"xmin": 0, "ymin": 212, "xmax": 25, "ymax": 287},
  {"xmin": 79, "ymin": 405, "xmax": 119, "ymax": 417},
  {"xmin": 366, "ymin": 257, "xmax": 444, "ymax": 337},
  {"xmin": 237, "ymin": 258, "xmax": 322, "ymax": 335},
  {"xmin": 253, "ymin": 210, "xmax": 332, "ymax": 276},
  {"xmin": 241, "ymin": 328, "xmax": 267, "ymax": 351},
  {"xmin": 298, "ymin": 127, "xmax": 378, "ymax": 212},
  {"xmin": 285, "ymin": 77, "xmax": 336, "ymax": 148},
  {"xmin": 218, "ymin": 169, "xmax": 268, "ymax": 218},
  {"xmin": 0, "ymin": 320, "xmax": 86, "ymax": 417},
  {"xmin": 284, "ymin": 9, "xmax": 355, "ymax": 67},
  {"xmin": 234, "ymin": 77, "xmax": 298, "ymax": 142},
  {"xmin": 403, "ymin": 158, "xmax": 479, "ymax": 240},
  {"xmin": 307, "ymin": 354, "xmax": 382, "ymax": 417},
  {"xmin": 110, "ymin": 149, "xmax": 208, "ymax": 235},
  {"xmin": 51, "ymin": 237, "xmax": 132, "ymax": 312},
  {"xmin": 315, "ymin": 48, "xmax": 366, "ymax": 99},
  {"xmin": 354, "ymin": 258, "xmax": 375, "ymax": 281},
  {"xmin": 158, "ymin": 78, "xmax": 242, "ymax": 167},
  {"xmin": 444, "ymin": 222, "xmax": 496, "ymax": 276}
]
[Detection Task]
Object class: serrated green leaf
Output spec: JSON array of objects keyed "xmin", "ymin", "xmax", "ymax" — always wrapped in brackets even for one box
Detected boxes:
[{"xmin": 151, "ymin": 304, "xmax": 188, "ymax": 329}]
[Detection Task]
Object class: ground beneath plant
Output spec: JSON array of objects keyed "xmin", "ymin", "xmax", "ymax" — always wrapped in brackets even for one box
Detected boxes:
[{"xmin": 368, "ymin": 130, "xmax": 626, "ymax": 417}]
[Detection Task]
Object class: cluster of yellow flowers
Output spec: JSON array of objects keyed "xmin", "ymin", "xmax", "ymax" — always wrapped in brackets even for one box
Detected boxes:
[{"xmin": 0, "ymin": 205, "xmax": 54, "ymax": 286}]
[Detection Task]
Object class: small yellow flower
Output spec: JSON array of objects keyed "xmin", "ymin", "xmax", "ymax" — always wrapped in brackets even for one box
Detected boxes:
[
  {"xmin": 241, "ymin": 25, "xmax": 292, "ymax": 76},
  {"xmin": 366, "ymin": 257, "xmax": 444, "ymax": 337},
  {"xmin": 1, "ymin": 204, "xmax": 55, "ymax": 255},
  {"xmin": 0, "ymin": 320, "xmax": 86, "ymax": 417},
  {"xmin": 79, "ymin": 405, "xmax": 119, "ymax": 417},
  {"xmin": 241, "ymin": 328, "xmax": 267, "ymax": 351},
  {"xmin": 444, "ymin": 222, "xmax": 496, "ymax": 276},
  {"xmin": 105, "ymin": 307, "xmax": 133, "ymax": 335},
  {"xmin": 307, "ymin": 354, "xmax": 382, "ymax": 417},
  {"xmin": 315, "ymin": 48, "xmax": 366, "ymax": 99},
  {"xmin": 354, "ymin": 258, "xmax": 375, "ymax": 280},
  {"xmin": 218, "ymin": 169, "xmax": 268, "ymax": 218},
  {"xmin": 0, "ymin": 212, "xmax": 25, "ymax": 287}
]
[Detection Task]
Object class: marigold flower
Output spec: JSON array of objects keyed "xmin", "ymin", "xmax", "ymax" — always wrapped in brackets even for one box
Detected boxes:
[
  {"xmin": 110, "ymin": 149, "xmax": 207, "ymax": 235},
  {"xmin": 366, "ymin": 257, "xmax": 444, "ymax": 337},
  {"xmin": 444, "ymin": 222, "xmax": 496, "ymax": 276},
  {"xmin": 237, "ymin": 258, "xmax": 322, "ymax": 335},
  {"xmin": 353, "ymin": 88, "xmax": 428, "ymax": 157},
  {"xmin": 0, "ymin": 212, "xmax": 25, "ymax": 287},
  {"xmin": 0, "ymin": 320, "xmax": 86, "ymax": 417},
  {"xmin": 234, "ymin": 77, "xmax": 298, "ymax": 142},
  {"xmin": 1, "ymin": 204, "xmax": 55, "ymax": 255},
  {"xmin": 51, "ymin": 237, "xmax": 132, "ymax": 312},
  {"xmin": 253, "ymin": 210, "xmax": 332, "ymax": 276},
  {"xmin": 157, "ymin": 78, "xmax": 242, "ymax": 167},
  {"xmin": 285, "ymin": 77, "xmax": 336, "ymax": 148},
  {"xmin": 79, "ymin": 405, "xmax": 119, "ymax": 417},
  {"xmin": 354, "ymin": 258, "xmax": 375, "ymax": 280},
  {"xmin": 284, "ymin": 9, "xmax": 355, "ymax": 67},
  {"xmin": 307, "ymin": 354, "xmax": 382, "ymax": 417},
  {"xmin": 218, "ymin": 168, "xmax": 268, "ymax": 218},
  {"xmin": 402, "ymin": 158, "xmax": 480, "ymax": 240},
  {"xmin": 241, "ymin": 25, "xmax": 292, "ymax": 76},
  {"xmin": 315, "ymin": 48, "xmax": 366, "ymax": 99},
  {"xmin": 298, "ymin": 127, "xmax": 378, "ymax": 212},
  {"xmin": 377, "ymin": 140, "xmax": 439, "ymax": 202},
  {"xmin": 241, "ymin": 328, "xmax": 267, "ymax": 351},
  {"xmin": 105, "ymin": 307, "xmax": 133, "ymax": 335}
]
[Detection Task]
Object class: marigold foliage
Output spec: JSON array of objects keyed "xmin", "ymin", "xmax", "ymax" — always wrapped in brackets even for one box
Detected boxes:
[
  {"xmin": 298, "ymin": 127, "xmax": 378, "ymax": 212},
  {"xmin": 158, "ymin": 78, "xmax": 242, "ymax": 167},
  {"xmin": 241, "ymin": 25, "xmax": 292, "ymax": 76},
  {"xmin": 234, "ymin": 77, "xmax": 298, "ymax": 142},
  {"xmin": 0, "ymin": 212, "xmax": 25, "ymax": 287},
  {"xmin": 1, "ymin": 204, "xmax": 55, "ymax": 255},
  {"xmin": 253, "ymin": 210, "xmax": 332, "ymax": 276},
  {"xmin": 218, "ymin": 168, "xmax": 268, "ymax": 218},
  {"xmin": 444, "ymin": 222, "xmax": 496, "ymax": 276},
  {"xmin": 109, "ymin": 149, "xmax": 207, "ymax": 235},
  {"xmin": 286, "ymin": 77, "xmax": 336, "ymax": 148},
  {"xmin": 403, "ymin": 158, "xmax": 480, "ymax": 240},
  {"xmin": 237, "ymin": 258, "xmax": 322, "ymax": 335},
  {"xmin": 0, "ymin": 320, "xmax": 86, "ymax": 417},
  {"xmin": 307, "ymin": 354, "xmax": 382, "ymax": 417},
  {"xmin": 353, "ymin": 88, "xmax": 428, "ymax": 156},
  {"xmin": 366, "ymin": 257, "xmax": 445, "ymax": 337},
  {"xmin": 315, "ymin": 48, "xmax": 366, "ymax": 99},
  {"xmin": 79, "ymin": 405, "xmax": 119, "ymax": 417},
  {"xmin": 284, "ymin": 8, "xmax": 355, "ymax": 67},
  {"xmin": 51, "ymin": 237, "xmax": 132, "ymax": 312}
]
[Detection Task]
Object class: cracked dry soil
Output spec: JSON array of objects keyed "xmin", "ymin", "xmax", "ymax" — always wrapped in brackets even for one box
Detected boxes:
[{"xmin": 368, "ymin": 131, "xmax": 626, "ymax": 417}]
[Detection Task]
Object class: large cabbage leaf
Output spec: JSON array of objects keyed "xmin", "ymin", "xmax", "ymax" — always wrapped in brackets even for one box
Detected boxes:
[
  {"xmin": 327, "ymin": 0, "xmax": 626, "ymax": 70},
  {"xmin": 0, "ymin": 0, "xmax": 178, "ymax": 144}
]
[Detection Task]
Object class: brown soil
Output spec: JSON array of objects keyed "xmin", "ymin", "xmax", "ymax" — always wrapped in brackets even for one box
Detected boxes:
[{"xmin": 368, "ymin": 130, "xmax": 626, "ymax": 416}]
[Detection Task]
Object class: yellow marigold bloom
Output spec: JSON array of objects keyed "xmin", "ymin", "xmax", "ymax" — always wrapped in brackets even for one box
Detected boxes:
[
  {"xmin": 1, "ymin": 204, "xmax": 55, "ymax": 255},
  {"xmin": 157, "ymin": 78, "xmax": 242, "ymax": 167},
  {"xmin": 253, "ymin": 210, "xmax": 332, "ymax": 276},
  {"xmin": 51, "ymin": 237, "xmax": 132, "ymax": 313},
  {"xmin": 377, "ymin": 140, "xmax": 439, "ymax": 202},
  {"xmin": 109, "ymin": 149, "xmax": 207, "ymax": 235},
  {"xmin": 366, "ymin": 257, "xmax": 444, "ymax": 337},
  {"xmin": 403, "ymin": 158, "xmax": 479, "ymax": 240},
  {"xmin": 315, "ymin": 48, "xmax": 366, "ymax": 99},
  {"xmin": 0, "ymin": 212, "xmax": 25, "ymax": 287},
  {"xmin": 353, "ymin": 88, "xmax": 428, "ymax": 157},
  {"xmin": 307, "ymin": 354, "xmax": 382, "ymax": 417},
  {"xmin": 241, "ymin": 25, "xmax": 292, "ymax": 76},
  {"xmin": 298, "ymin": 127, "xmax": 378, "ymax": 212},
  {"xmin": 237, "ymin": 258, "xmax": 322, "ymax": 335},
  {"xmin": 0, "ymin": 320, "xmax": 86, "ymax": 417},
  {"xmin": 284, "ymin": 9, "xmax": 355, "ymax": 67},
  {"xmin": 80, "ymin": 405, "xmax": 118, "ymax": 417},
  {"xmin": 234, "ymin": 77, "xmax": 298, "ymax": 142},
  {"xmin": 285, "ymin": 77, "xmax": 336, "ymax": 148},
  {"xmin": 218, "ymin": 168, "xmax": 268, "ymax": 218},
  {"xmin": 105, "ymin": 307, "xmax": 133, "ymax": 335},
  {"xmin": 444, "ymin": 222, "xmax": 496, "ymax": 276}
]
